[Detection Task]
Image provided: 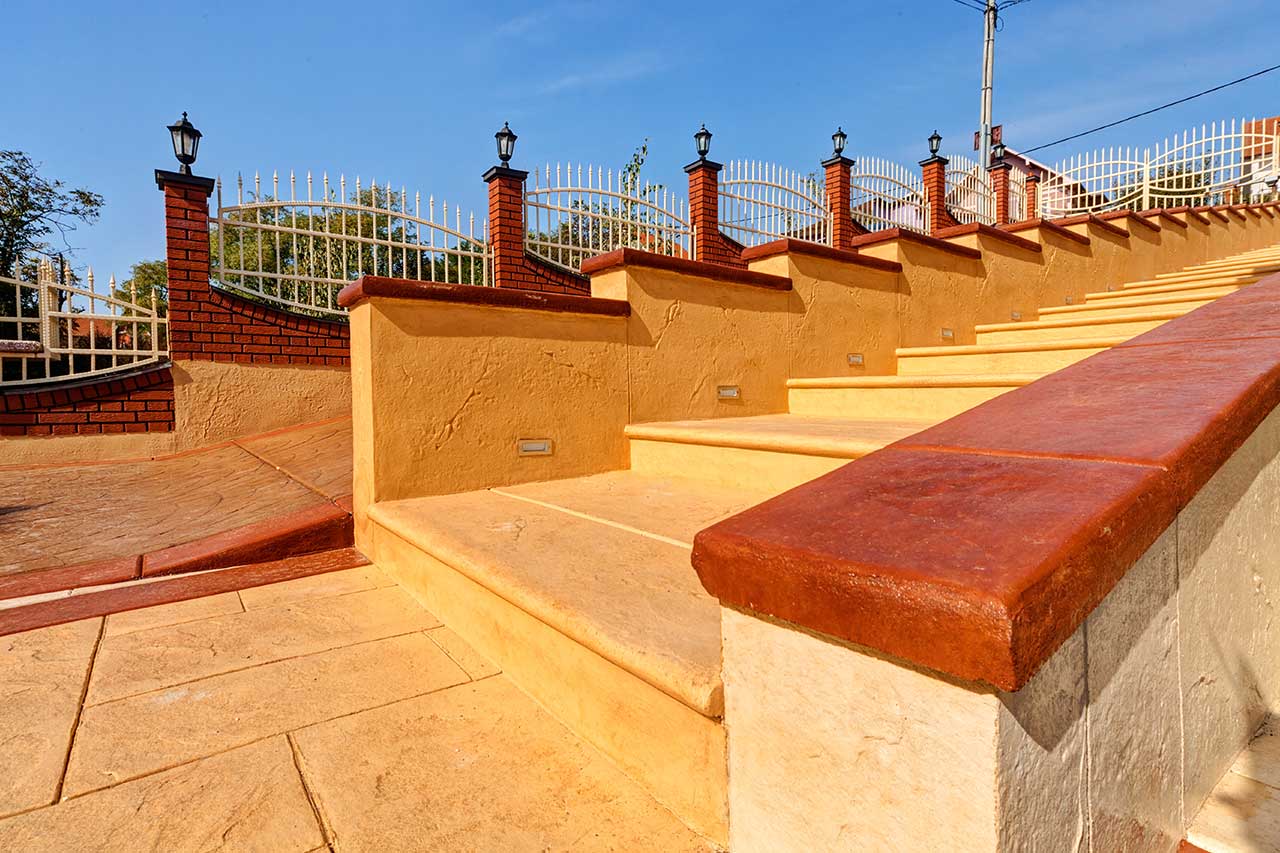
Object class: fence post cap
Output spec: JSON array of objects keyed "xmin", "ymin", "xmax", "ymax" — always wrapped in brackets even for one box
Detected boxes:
[
  {"xmin": 683, "ymin": 158, "xmax": 723, "ymax": 175},
  {"xmin": 154, "ymin": 169, "xmax": 215, "ymax": 195},
  {"xmin": 918, "ymin": 154, "xmax": 949, "ymax": 168},
  {"xmin": 481, "ymin": 165, "xmax": 529, "ymax": 183},
  {"xmin": 821, "ymin": 155, "xmax": 855, "ymax": 169}
]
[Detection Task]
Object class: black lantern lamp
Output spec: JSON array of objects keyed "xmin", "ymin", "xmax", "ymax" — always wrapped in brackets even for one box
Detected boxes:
[
  {"xmin": 495, "ymin": 122, "xmax": 517, "ymax": 166},
  {"xmin": 928, "ymin": 130, "xmax": 943, "ymax": 157},
  {"xmin": 991, "ymin": 141, "xmax": 1007, "ymax": 166},
  {"xmin": 168, "ymin": 112, "xmax": 202, "ymax": 175},
  {"xmin": 694, "ymin": 124, "xmax": 713, "ymax": 160},
  {"xmin": 832, "ymin": 126, "xmax": 848, "ymax": 158}
]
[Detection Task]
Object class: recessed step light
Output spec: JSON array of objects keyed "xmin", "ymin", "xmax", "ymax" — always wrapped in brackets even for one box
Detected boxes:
[
  {"xmin": 847, "ymin": 353, "xmax": 865, "ymax": 367},
  {"xmin": 517, "ymin": 438, "xmax": 553, "ymax": 457},
  {"xmin": 941, "ymin": 328, "xmax": 955, "ymax": 341},
  {"xmin": 1011, "ymin": 311, "xmax": 1022, "ymax": 321},
  {"xmin": 717, "ymin": 385, "xmax": 741, "ymax": 400}
]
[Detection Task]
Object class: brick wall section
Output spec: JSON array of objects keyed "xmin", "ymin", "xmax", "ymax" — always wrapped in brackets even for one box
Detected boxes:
[
  {"xmin": 823, "ymin": 156, "xmax": 868, "ymax": 250},
  {"xmin": 484, "ymin": 167, "xmax": 590, "ymax": 294},
  {"xmin": 1, "ymin": 366, "xmax": 174, "ymax": 436},
  {"xmin": 1025, "ymin": 174, "xmax": 1040, "ymax": 220},
  {"xmin": 685, "ymin": 160, "xmax": 747, "ymax": 269},
  {"xmin": 158, "ymin": 170, "xmax": 352, "ymax": 365},
  {"xmin": 990, "ymin": 164, "xmax": 1012, "ymax": 226},
  {"xmin": 920, "ymin": 156, "xmax": 957, "ymax": 236}
]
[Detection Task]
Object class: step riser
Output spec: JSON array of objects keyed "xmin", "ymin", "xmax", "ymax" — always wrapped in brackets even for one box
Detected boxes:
[
  {"xmin": 976, "ymin": 318, "xmax": 1169, "ymax": 345},
  {"xmin": 628, "ymin": 438, "xmax": 852, "ymax": 494},
  {"xmin": 1090, "ymin": 279, "xmax": 1254, "ymax": 301},
  {"xmin": 897, "ymin": 347, "xmax": 1105, "ymax": 376},
  {"xmin": 369, "ymin": 521, "xmax": 729, "ymax": 844},
  {"xmin": 1040, "ymin": 291, "xmax": 1236, "ymax": 321},
  {"xmin": 787, "ymin": 385, "xmax": 1017, "ymax": 421}
]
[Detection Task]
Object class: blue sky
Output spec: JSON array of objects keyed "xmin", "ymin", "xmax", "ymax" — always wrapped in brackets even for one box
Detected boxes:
[{"xmin": 6, "ymin": 0, "xmax": 1277, "ymax": 280}]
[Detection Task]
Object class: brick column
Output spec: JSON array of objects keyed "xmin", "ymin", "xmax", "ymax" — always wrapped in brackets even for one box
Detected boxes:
[
  {"xmin": 989, "ymin": 162, "xmax": 1012, "ymax": 226},
  {"xmin": 1025, "ymin": 173, "xmax": 1040, "ymax": 220},
  {"xmin": 686, "ymin": 158, "xmax": 722, "ymax": 262},
  {"xmin": 483, "ymin": 165, "xmax": 529, "ymax": 289},
  {"xmin": 919, "ymin": 155, "xmax": 955, "ymax": 236},
  {"xmin": 823, "ymin": 155, "xmax": 860, "ymax": 250},
  {"xmin": 156, "ymin": 169, "xmax": 215, "ymax": 360}
]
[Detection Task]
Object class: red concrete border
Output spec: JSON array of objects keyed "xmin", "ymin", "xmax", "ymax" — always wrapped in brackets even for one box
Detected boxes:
[
  {"xmin": 1165, "ymin": 206, "xmax": 1213, "ymax": 225},
  {"xmin": 739, "ymin": 238, "xmax": 903, "ymax": 272},
  {"xmin": 1054, "ymin": 214, "xmax": 1130, "ymax": 238},
  {"xmin": 1000, "ymin": 218, "xmax": 1092, "ymax": 246},
  {"xmin": 0, "ymin": 547, "xmax": 370, "ymax": 636},
  {"xmin": 0, "ymin": 555, "xmax": 140, "ymax": 601},
  {"xmin": 581, "ymin": 247, "xmax": 792, "ymax": 290},
  {"xmin": 337, "ymin": 275, "xmax": 632, "ymax": 315},
  {"xmin": 1142, "ymin": 209, "xmax": 1188, "ymax": 229},
  {"xmin": 142, "ymin": 501, "xmax": 353, "ymax": 577},
  {"xmin": 692, "ymin": 272, "xmax": 1280, "ymax": 691},
  {"xmin": 847, "ymin": 228, "xmax": 983, "ymax": 260},
  {"xmin": 1099, "ymin": 209, "xmax": 1161, "ymax": 233},
  {"xmin": 934, "ymin": 222, "xmax": 1044, "ymax": 253}
]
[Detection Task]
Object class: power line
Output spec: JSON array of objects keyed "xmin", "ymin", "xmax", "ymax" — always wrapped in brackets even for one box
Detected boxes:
[
  {"xmin": 947, "ymin": 0, "xmax": 986, "ymax": 12},
  {"xmin": 1022, "ymin": 63, "xmax": 1280, "ymax": 155}
]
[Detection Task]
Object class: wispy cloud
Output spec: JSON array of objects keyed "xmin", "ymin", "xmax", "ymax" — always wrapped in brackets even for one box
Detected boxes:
[
  {"xmin": 492, "ymin": 2, "xmax": 595, "ymax": 40},
  {"xmin": 537, "ymin": 52, "xmax": 668, "ymax": 95}
]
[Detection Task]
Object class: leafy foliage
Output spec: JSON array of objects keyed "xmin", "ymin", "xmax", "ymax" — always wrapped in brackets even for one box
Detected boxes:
[{"xmin": 0, "ymin": 151, "xmax": 103, "ymax": 278}]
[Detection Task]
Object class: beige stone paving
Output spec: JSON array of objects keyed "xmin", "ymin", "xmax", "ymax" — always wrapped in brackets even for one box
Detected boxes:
[
  {"xmin": 0, "ymin": 559, "xmax": 715, "ymax": 849},
  {"xmin": 291, "ymin": 677, "xmax": 715, "ymax": 852},
  {"xmin": 237, "ymin": 417, "xmax": 353, "ymax": 500},
  {"xmin": 87, "ymin": 585, "xmax": 438, "ymax": 704},
  {"xmin": 1190, "ymin": 721, "xmax": 1280, "ymax": 852},
  {"xmin": 0, "ymin": 618, "xmax": 99, "ymax": 817}
]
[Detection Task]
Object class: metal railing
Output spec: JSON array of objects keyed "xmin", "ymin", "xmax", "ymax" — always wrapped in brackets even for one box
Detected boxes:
[
  {"xmin": 211, "ymin": 171, "xmax": 490, "ymax": 318},
  {"xmin": 1008, "ymin": 166, "xmax": 1029, "ymax": 223},
  {"xmin": 718, "ymin": 160, "xmax": 828, "ymax": 246},
  {"xmin": 945, "ymin": 154, "xmax": 996, "ymax": 226},
  {"xmin": 1, "ymin": 258, "xmax": 168, "ymax": 387},
  {"xmin": 524, "ymin": 162, "xmax": 692, "ymax": 272},
  {"xmin": 1039, "ymin": 117, "xmax": 1280, "ymax": 218},
  {"xmin": 849, "ymin": 155, "xmax": 929, "ymax": 234}
]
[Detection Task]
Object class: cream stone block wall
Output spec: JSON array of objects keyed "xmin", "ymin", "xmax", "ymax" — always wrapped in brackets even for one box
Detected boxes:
[
  {"xmin": 592, "ymin": 266, "xmax": 792, "ymax": 423},
  {"xmin": 720, "ymin": 405, "xmax": 1280, "ymax": 853},
  {"xmin": 349, "ymin": 298, "xmax": 629, "ymax": 526}
]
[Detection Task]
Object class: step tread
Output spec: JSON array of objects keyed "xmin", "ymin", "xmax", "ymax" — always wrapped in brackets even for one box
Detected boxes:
[
  {"xmin": 975, "ymin": 310, "xmax": 1186, "ymax": 333},
  {"xmin": 369, "ymin": 473, "xmax": 755, "ymax": 717},
  {"xmin": 625, "ymin": 414, "xmax": 933, "ymax": 458},
  {"xmin": 787, "ymin": 373, "xmax": 1039, "ymax": 389},
  {"xmin": 897, "ymin": 337, "xmax": 1126, "ymax": 358},
  {"xmin": 1039, "ymin": 289, "xmax": 1234, "ymax": 315},
  {"xmin": 1086, "ymin": 277, "xmax": 1258, "ymax": 301}
]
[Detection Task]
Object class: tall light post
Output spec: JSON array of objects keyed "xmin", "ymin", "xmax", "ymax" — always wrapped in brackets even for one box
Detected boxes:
[{"xmin": 978, "ymin": 0, "xmax": 997, "ymax": 173}]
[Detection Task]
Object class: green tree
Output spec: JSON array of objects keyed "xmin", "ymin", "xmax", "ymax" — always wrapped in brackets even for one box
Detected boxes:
[
  {"xmin": 114, "ymin": 260, "xmax": 168, "ymax": 313},
  {"xmin": 0, "ymin": 151, "xmax": 103, "ymax": 278}
]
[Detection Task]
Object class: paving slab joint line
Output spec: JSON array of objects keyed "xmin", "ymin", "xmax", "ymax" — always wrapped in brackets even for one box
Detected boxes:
[
  {"xmin": 895, "ymin": 441, "xmax": 1171, "ymax": 472},
  {"xmin": 488, "ymin": 488, "xmax": 693, "ymax": 550},
  {"xmin": 287, "ymin": 732, "xmax": 335, "ymax": 848},
  {"xmin": 54, "ymin": 616, "xmax": 105, "ymax": 804},
  {"xmin": 231, "ymin": 438, "xmax": 337, "ymax": 504}
]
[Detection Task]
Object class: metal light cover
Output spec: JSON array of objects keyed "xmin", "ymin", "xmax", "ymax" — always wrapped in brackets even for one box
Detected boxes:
[
  {"xmin": 168, "ymin": 112, "xmax": 201, "ymax": 175},
  {"xmin": 992, "ymin": 141, "xmax": 1007, "ymax": 164},
  {"xmin": 495, "ymin": 122, "xmax": 517, "ymax": 165},
  {"xmin": 832, "ymin": 126, "xmax": 847, "ymax": 157},
  {"xmin": 694, "ymin": 124, "xmax": 712, "ymax": 160},
  {"xmin": 928, "ymin": 130, "xmax": 942, "ymax": 157}
]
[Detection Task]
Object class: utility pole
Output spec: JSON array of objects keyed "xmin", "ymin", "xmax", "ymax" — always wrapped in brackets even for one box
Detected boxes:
[{"xmin": 978, "ymin": 0, "xmax": 997, "ymax": 170}]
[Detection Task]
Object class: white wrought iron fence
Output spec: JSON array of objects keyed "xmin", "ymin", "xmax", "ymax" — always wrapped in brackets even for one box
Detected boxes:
[
  {"xmin": 524, "ymin": 163, "xmax": 692, "ymax": 272},
  {"xmin": 718, "ymin": 160, "xmax": 828, "ymax": 246},
  {"xmin": 1039, "ymin": 118, "xmax": 1280, "ymax": 218},
  {"xmin": 849, "ymin": 155, "xmax": 929, "ymax": 234},
  {"xmin": 1008, "ymin": 166, "xmax": 1029, "ymax": 223},
  {"xmin": 1, "ymin": 258, "xmax": 168, "ymax": 387},
  {"xmin": 945, "ymin": 154, "xmax": 996, "ymax": 226},
  {"xmin": 211, "ymin": 171, "xmax": 490, "ymax": 318}
]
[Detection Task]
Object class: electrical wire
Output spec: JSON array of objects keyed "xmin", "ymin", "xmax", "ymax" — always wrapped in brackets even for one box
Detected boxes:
[{"xmin": 1021, "ymin": 63, "xmax": 1280, "ymax": 154}]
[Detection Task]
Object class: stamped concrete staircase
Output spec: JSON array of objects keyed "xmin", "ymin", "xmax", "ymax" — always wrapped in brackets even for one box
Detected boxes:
[{"xmin": 367, "ymin": 242, "xmax": 1280, "ymax": 843}]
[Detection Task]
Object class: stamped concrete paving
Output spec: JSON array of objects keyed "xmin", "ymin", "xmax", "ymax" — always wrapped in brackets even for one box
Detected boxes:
[
  {"xmin": 0, "ymin": 564, "xmax": 715, "ymax": 850},
  {"xmin": 0, "ymin": 418, "xmax": 354, "ymax": 583}
]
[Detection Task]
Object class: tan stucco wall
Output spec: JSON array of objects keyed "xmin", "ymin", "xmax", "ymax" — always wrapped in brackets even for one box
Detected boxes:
[
  {"xmin": 719, "ymin": 403, "xmax": 1280, "ymax": 852},
  {"xmin": 349, "ymin": 298, "xmax": 629, "ymax": 537},
  {"xmin": 592, "ymin": 266, "xmax": 792, "ymax": 422}
]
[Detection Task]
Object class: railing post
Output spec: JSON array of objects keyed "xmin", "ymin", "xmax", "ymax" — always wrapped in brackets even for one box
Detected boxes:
[
  {"xmin": 919, "ymin": 154, "xmax": 954, "ymax": 236},
  {"xmin": 1141, "ymin": 148, "xmax": 1151, "ymax": 211},
  {"xmin": 685, "ymin": 157, "xmax": 723, "ymax": 262},
  {"xmin": 155, "ymin": 168, "xmax": 215, "ymax": 360},
  {"xmin": 989, "ymin": 160, "xmax": 1012, "ymax": 226},
  {"xmin": 1025, "ymin": 173, "xmax": 1040, "ymax": 219},
  {"xmin": 482, "ymin": 164, "xmax": 529, "ymax": 289},
  {"xmin": 823, "ymin": 154, "xmax": 856, "ymax": 249}
]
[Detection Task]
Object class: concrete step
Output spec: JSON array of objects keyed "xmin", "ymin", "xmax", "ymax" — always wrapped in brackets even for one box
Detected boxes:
[
  {"xmin": 1187, "ymin": 717, "xmax": 1280, "ymax": 853},
  {"xmin": 786, "ymin": 374, "xmax": 1034, "ymax": 420},
  {"xmin": 894, "ymin": 338, "xmax": 1122, "ymax": 376},
  {"xmin": 974, "ymin": 311, "xmax": 1184, "ymax": 345},
  {"xmin": 1038, "ymin": 287, "xmax": 1240, "ymax": 321},
  {"xmin": 1085, "ymin": 275, "xmax": 1259, "ymax": 302},
  {"xmin": 1148, "ymin": 263, "xmax": 1280, "ymax": 284},
  {"xmin": 625, "ymin": 414, "xmax": 932, "ymax": 493},
  {"xmin": 366, "ymin": 471, "xmax": 776, "ymax": 843}
]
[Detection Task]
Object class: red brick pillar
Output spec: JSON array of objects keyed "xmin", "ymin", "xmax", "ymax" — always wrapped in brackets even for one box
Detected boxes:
[
  {"xmin": 483, "ymin": 165, "xmax": 529, "ymax": 289},
  {"xmin": 919, "ymin": 155, "xmax": 955, "ymax": 236},
  {"xmin": 823, "ymin": 155, "xmax": 857, "ymax": 249},
  {"xmin": 1025, "ymin": 173, "xmax": 1040, "ymax": 220},
  {"xmin": 155, "ymin": 169, "xmax": 215, "ymax": 360},
  {"xmin": 989, "ymin": 162, "xmax": 1012, "ymax": 226},
  {"xmin": 685, "ymin": 158, "xmax": 723, "ymax": 262}
]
